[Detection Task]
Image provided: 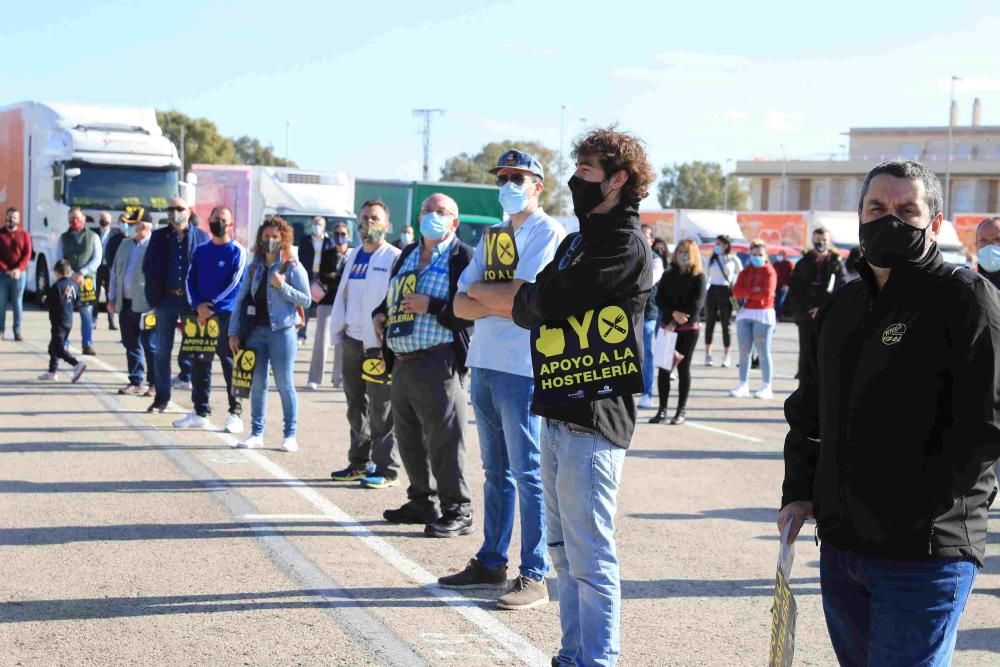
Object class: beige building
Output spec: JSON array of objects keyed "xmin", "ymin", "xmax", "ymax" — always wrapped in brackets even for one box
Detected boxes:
[{"xmin": 735, "ymin": 99, "xmax": 1000, "ymax": 217}]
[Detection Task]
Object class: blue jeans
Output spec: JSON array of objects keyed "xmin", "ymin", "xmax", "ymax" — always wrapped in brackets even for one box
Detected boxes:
[
  {"xmin": 641, "ymin": 319, "xmax": 656, "ymax": 396},
  {"xmin": 820, "ymin": 543, "xmax": 977, "ymax": 667},
  {"xmin": 79, "ymin": 302, "xmax": 94, "ymax": 347},
  {"xmin": 542, "ymin": 419, "xmax": 625, "ymax": 667},
  {"xmin": 247, "ymin": 324, "xmax": 298, "ymax": 437},
  {"xmin": 775, "ymin": 286, "xmax": 789, "ymax": 318},
  {"xmin": 153, "ymin": 303, "xmax": 191, "ymax": 404},
  {"xmin": 0, "ymin": 272, "xmax": 27, "ymax": 334},
  {"xmin": 736, "ymin": 317, "xmax": 774, "ymax": 385},
  {"xmin": 470, "ymin": 368, "xmax": 547, "ymax": 580},
  {"xmin": 119, "ymin": 301, "xmax": 157, "ymax": 386}
]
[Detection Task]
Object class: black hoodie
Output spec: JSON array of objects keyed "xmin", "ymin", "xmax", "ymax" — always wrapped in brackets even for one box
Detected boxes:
[
  {"xmin": 782, "ymin": 246, "xmax": 1000, "ymax": 566},
  {"xmin": 513, "ymin": 203, "xmax": 653, "ymax": 448}
]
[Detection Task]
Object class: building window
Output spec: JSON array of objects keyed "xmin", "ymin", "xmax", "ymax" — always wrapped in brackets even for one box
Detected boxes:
[
  {"xmin": 899, "ymin": 143, "xmax": 921, "ymax": 160},
  {"xmin": 952, "ymin": 183, "xmax": 973, "ymax": 213},
  {"xmin": 954, "ymin": 144, "xmax": 972, "ymax": 160}
]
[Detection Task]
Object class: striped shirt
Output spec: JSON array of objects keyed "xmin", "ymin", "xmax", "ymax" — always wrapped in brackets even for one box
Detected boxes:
[{"xmin": 387, "ymin": 236, "xmax": 455, "ymax": 354}]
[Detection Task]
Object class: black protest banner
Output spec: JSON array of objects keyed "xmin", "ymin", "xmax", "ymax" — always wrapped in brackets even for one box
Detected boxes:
[
  {"xmin": 530, "ymin": 300, "xmax": 643, "ymax": 407},
  {"xmin": 361, "ymin": 349, "xmax": 391, "ymax": 385},
  {"xmin": 768, "ymin": 566, "xmax": 796, "ymax": 666},
  {"xmin": 142, "ymin": 312, "xmax": 157, "ymax": 331},
  {"xmin": 385, "ymin": 270, "xmax": 417, "ymax": 339},
  {"xmin": 232, "ymin": 348, "xmax": 256, "ymax": 399},
  {"xmin": 179, "ymin": 315, "xmax": 220, "ymax": 361},
  {"xmin": 483, "ymin": 226, "xmax": 518, "ymax": 282},
  {"xmin": 79, "ymin": 276, "xmax": 97, "ymax": 304}
]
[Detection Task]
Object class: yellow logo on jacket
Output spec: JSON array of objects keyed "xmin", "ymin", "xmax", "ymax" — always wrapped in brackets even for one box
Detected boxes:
[{"xmin": 882, "ymin": 323, "xmax": 906, "ymax": 345}]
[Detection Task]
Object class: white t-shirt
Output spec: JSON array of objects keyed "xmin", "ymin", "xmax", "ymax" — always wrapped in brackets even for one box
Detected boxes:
[{"xmin": 344, "ymin": 248, "xmax": 374, "ymax": 341}]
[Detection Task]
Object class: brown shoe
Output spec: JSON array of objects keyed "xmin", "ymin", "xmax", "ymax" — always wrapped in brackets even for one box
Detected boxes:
[
  {"xmin": 82, "ymin": 346, "xmax": 97, "ymax": 356},
  {"xmin": 143, "ymin": 385, "xmax": 155, "ymax": 397},
  {"xmin": 496, "ymin": 575, "xmax": 549, "ymax": 610},
  {"xmin": 118, "ymin": 384, "xmax": 143, "ymax": 396}
]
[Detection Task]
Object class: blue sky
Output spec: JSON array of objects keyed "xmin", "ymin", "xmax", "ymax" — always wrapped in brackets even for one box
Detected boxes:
[{"xmin": 4, "ymin": 0, "xmax": 1000, "ymax": 207}]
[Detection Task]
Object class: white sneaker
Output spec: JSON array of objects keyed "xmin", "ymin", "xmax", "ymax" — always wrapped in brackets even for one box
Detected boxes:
[
  {"xmin": 281, "ymin": 437, "xmax": 299, "ymax": 452},
  {"xmin": 704, "ymin": 354, "xmax": 714, "ymax": 367},
  {"xmin": 38, "ymin": 371, "xmax": 58, "ymax": 381},
  {"xmin": 753, "ymin": 386, "xmax": 774, "ymax": 400},
  {"xmin": 729, "ymin": 384, "xmax": 750, "ymax": 398},
  {"xmin": 224, "ymin": 413, "xmax": 245, "ymax": 434},
  {"xmin": 721, "ymin": 352, "xmax": 732, "ymax": 368},
  {"xmin": 307, "ymin": 382, "xmax": 318, "ymax": 391},
  {"xmin": 171, "ymin": 376, "xmax": 192, "ymax": 390},
  {"xmin": 71, "ymin": 362, "xmax": 87, "ymax": 383},
  {"xmin": 236, "ymin": 434, "xmax": 263, "ymax": 449},
  {"xmin": 637, "ymin": 394, "xmax": 654, "ymax": 409},
  {"xmin": 173, "ymin": 412, "xmax": 212, "ymax": 429}
]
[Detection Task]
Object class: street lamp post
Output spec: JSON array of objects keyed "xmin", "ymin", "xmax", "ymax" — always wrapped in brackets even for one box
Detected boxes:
[{"xmin": 944, "ymin": 75, "xmax": 961, "ymax": 220}]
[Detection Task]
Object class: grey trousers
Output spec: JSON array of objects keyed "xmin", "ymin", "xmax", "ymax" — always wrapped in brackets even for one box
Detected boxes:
[
  {"xmin": 342, "ymin": 336, "xmax": 399, "ymax": 476},
  {"xmin": 390, "ymin": 345, "xmax": 471, "ymax": 516},
  {"xmin": 307, "ymin": 304, "xmax": 343, "ymax": 385}
]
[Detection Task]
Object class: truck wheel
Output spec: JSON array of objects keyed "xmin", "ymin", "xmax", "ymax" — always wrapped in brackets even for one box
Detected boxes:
[{"xmin": 35, "ymin": 258, "xmax": 49, "ymax": 308}]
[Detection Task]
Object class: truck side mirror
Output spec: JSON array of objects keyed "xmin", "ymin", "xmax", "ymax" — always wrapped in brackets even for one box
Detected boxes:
[
  {"xmin": 185, "ymin": 172, "xmax": 198, "ymax": 186},
  {"xmin": 179, "ymin": 181, "xmax": 196, "ymax": 206},
  {"xmin": 64, "ymin": 167, "xmax": 81, "ymax": 179}
]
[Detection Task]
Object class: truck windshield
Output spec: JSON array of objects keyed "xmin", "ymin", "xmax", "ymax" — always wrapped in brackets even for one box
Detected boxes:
[{"xmin": 65, "ymin": 165, "xmax": 179, "ymax": 211}]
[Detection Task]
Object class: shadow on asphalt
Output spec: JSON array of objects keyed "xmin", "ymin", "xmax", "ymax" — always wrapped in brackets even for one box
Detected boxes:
[
  {"xmin": 620, "ymin": 578, "xmax": 820, "ymax": 598},
  {"xmin": 628, "ymin": 449, "xmax": 781, "ymax": 460},
  {"xmin": 0, "ymin": 521, "xmax": 436, "ymax": 546},
  {"xmin": 957, "ymin": 627, "xmax": 1000, "ymax": 652},
  {"xmin": 0, "ymin": 478, "xmax": 338, "ymax": 493},
  {"xmin": 629, "ymin": 507, "xmax": 776, "ymax": 523},
  {"xmin": 0, "ymin": 441, "xmax": 221, "ymax": 454}
]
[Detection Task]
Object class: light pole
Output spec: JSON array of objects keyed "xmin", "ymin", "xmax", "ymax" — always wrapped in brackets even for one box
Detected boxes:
[
  {"xmin": 723, "ymin": 158, "xmax": 733, "ymax": 210},
  {"xmin": 944, "ymin": 75, "xmax": 961, "ymax": 219},
  {"xmin": 413, "ymin": 108, "xmax": 446, "ymax": 181},
  {"xmin": 780, "ymin": 144, "xmax": 787, "ymax": 210}
]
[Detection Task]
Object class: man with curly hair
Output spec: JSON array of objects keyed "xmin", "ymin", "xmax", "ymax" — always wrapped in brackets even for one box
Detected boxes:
[{"xmin": 513, "ymin": 126, "xmax": 655, "ymax": 666}]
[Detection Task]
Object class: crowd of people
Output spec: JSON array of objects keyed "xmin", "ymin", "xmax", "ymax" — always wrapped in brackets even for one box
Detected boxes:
[{"xmin": 1, "ymin": 128, "xmax": 999, "ymax": 665}]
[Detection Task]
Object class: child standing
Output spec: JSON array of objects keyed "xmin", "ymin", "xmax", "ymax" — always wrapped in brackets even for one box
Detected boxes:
[{"xmin": 40, "ymin": 260, "xmax": 87, "ymax": 382}]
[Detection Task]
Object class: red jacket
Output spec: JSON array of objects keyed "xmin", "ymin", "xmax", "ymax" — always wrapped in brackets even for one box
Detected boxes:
[
  {"xmin": 0, "ymin": 227, "xmax": 32, "ymax": 272},
  {"xmin": 733, "ymin": 263, "xmax": 777, "ymax": 309},
  {"xmin": 773, "ymin": 259, "xmax": 794, "ymax": 289}
]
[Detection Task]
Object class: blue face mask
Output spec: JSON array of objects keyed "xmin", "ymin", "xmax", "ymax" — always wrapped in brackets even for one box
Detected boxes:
[
  {"xmin": 978, "ymin": 245, "xmax": 1000, "ymax": 273},
  {"xmin": 420, "ymin": 212, "xmax": 452, "ymax": 240},
  {"xmin": 499, "ymin": 182, "xmax": 530, "ymax": 215},
  {"xmin": 334, "ymin": 232, "xmax": 348, "ymax": 245},
  {"xmin": 750, "ymin": 255, "xmax": 766, "ymax": 268},
  {"xmin": 714, "ymin": 245, "xmax": 723, "ymax": 255}
]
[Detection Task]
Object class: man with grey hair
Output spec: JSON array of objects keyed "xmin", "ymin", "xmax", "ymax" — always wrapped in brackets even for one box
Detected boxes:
[
  {"xmin": 108, "ymin": 210, "xmax": 156, "ymax": 395},
  {"xmin": 780, "ymin": 159, "xmax": 1000, "ymax": 665},
  {"xmin": 374, "ymin": 193, "xmax": 475, "ymax": 537}
]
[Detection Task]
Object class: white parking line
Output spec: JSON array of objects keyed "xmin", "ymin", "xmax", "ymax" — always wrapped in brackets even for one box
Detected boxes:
[
  {"xmin": 67, "ymin": 351, "xmax": 551, "ymax": 667},
  {"xmin": 684, "ymin": 420, "xmax": 765, "ymax": 443}
]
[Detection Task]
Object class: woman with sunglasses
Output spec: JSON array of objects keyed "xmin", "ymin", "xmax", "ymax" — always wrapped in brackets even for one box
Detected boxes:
[{"xmin": 649, "ymin": 239, "xmax": 706, "ymax": 425}]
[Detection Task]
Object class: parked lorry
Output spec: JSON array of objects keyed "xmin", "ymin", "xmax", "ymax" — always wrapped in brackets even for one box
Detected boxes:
[
  {"xmin": 191, "ymin": 165, "xmax": 356, "ymax": 249},
  {"xmin": 0, "ymin": 101, "xmax": 192, "ymax": 301},
  {"xmin": 354, "ymin": 179, "xmax": 503, "ymax": 247}
]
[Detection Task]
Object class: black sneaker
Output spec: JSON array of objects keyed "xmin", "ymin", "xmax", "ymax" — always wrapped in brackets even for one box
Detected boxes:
[
  {"xmin": 13, "ymin": 332, "xmax": 23, "ymax": 342},
  {"xmin": 146, "ymin": 401, "xmax": 169, "ymax": 413},
  {"xmin": 425, "ymin": 512, "xmax": 474, "ymax": 538},
  {"xmin": 383, "ymin": 503, "xmax": 440, "ymax": 525},
  {"xmin": 438, "ymin": 558, "xmax": 507, "ymax": 590}
]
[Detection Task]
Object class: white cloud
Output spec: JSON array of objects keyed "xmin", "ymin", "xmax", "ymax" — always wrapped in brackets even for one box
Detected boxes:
[{"xmin": 763, "ymin": 110, "xmax": 804, "ymax": 133}]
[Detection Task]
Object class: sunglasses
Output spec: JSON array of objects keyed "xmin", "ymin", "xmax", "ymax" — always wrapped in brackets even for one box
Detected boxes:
[
  {"xmin": 166, "ymin": 206, "xmax": 187, "ymax": 213},
  {"xmin": 495, "ymin": 173, "xmax": 532, "ymax": 187}
]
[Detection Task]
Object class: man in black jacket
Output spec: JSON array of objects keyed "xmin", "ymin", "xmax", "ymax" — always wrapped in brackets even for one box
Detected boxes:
[
  {"xmin": 779, "ymin": 160, "xmax": 1000, "ymax": 666},
  {"xmin": 373, "ymin": 193, "xmax": 474, "ymax": 538},
  {"xmin": 512, "ymin": 127, "xmax": 654, "ymax": 667},
  {"xmin": 788, "ymin": 226, "xmax": 846, "ymax": 379}
]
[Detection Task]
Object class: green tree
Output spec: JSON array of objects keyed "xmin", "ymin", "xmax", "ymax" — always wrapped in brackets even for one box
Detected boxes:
[
  {"xmin": 233, "ymin": 135, "xmax": 296, "ymax": 167},
  {"xmin": 657, "ymin": 161, "xmax": 749, "ymax": 210},
  {"xmin": 440, "ymin": 141, "xmax": 564, "ymax": 213}
]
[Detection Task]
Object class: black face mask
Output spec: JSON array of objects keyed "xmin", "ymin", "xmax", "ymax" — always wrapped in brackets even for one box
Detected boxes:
[
  {"xmin": 859, "ymin": 214, "xmax": 926, "ymax": 269},
  {"xmin": 209, "ymin": 219, "xmax": 227, "ymax": 238},
  {"xmin": 813, "ymin": 241, "xmax": 828, "ymax": 253},
  {"xmin": 568, "ymin": 175, "xmax": 608, "ymax": 217}
]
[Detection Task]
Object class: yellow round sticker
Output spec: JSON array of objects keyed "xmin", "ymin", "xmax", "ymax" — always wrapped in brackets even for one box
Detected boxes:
[
  {"xmin": 401, "ymin": 274, "xmax": 417, "ymax": 296},
  {"xmin": 83, "ymin": 277, "xmax": 94, "ymax": 290},
  {"xmin": 362, "ymin": 358, "xmax": 385, "ymax": 376},
  {"xmin": 206, "ymin": 319, "xmax": 220, "ymax": 338},
  {"xmin": 496, "ymin": 232, "xmax": 516, "ymax": 267},
  {"xmin": 597, "ymin": 305, "xmax": 629, "ymax": 344},
  {"xmin": 184, "ymin": 319, "xmax": 198, "ymax": 338},
  {"xmin": 240, "ymin": 350, "xmax": 256, "ymax": 371}
]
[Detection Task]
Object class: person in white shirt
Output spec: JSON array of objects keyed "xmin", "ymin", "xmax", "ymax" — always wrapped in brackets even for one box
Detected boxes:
[{"xmin": 703, "ymin": 234, "xmax": 742, "ymax": 367}]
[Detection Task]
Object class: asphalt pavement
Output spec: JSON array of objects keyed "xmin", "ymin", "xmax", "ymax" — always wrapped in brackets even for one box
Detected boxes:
[{"xmin": 0, "ymin": 308, "xmax": 997, "ymax": 666}]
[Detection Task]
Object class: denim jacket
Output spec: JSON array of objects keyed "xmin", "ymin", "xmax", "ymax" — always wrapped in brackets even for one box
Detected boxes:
[{"xmin": 228, "ymin": 255, "xmax": 311, "ymax": 336}]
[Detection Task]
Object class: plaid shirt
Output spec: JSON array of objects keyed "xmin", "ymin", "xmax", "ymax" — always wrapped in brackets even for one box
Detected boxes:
[{"xmin": 387, "ymin": 236, "xmax": 455, "ymax": 354}]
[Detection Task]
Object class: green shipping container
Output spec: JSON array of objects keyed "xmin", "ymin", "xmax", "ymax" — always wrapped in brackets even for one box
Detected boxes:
[{"xmin": 355, "ymin": 179, "xmax": 503, "ymax": 248}]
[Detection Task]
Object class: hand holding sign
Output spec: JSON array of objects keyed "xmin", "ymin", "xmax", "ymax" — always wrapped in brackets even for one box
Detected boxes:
[
  {"xmin": 401, "ymin": 293, "xmax": 429, "ymax": 314},
  {"xmin": 535, "ymin": 325, "xmax": 566, "ymax": 358}
]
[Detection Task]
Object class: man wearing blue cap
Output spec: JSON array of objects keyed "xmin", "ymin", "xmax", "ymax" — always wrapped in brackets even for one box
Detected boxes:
[{"xmin": 436, "ymin": 149, "xmax": 565, "ymax": 610}]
